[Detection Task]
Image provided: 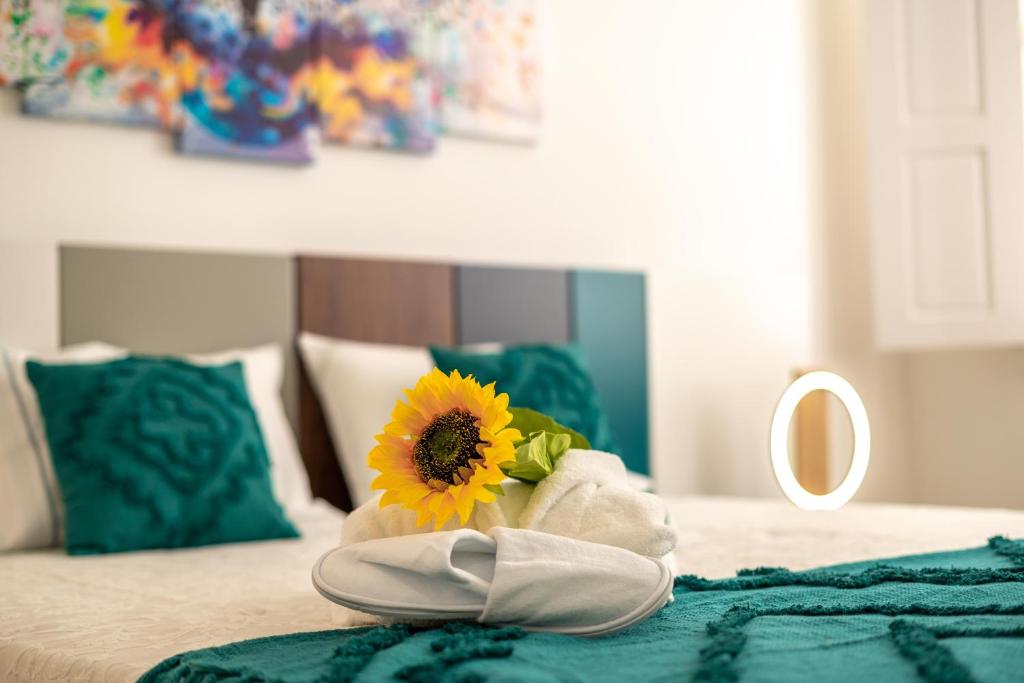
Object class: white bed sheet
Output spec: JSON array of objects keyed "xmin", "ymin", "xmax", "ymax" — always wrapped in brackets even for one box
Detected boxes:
[
  {"xmin": 3, "ymin": 496, "xmax": 1024, "ymax": 682},
  {"xmin": 667, "ymin": 496, "xmax": 1024, "ymax": 577},
  {"xmin": 0, "ymin": 501, "xmax": 346, "ymax": 683}
]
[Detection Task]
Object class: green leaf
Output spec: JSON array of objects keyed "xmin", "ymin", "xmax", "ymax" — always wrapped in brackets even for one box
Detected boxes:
[
  {"xmin": 483, "ymin": 483, "xmax": 505, "ymax": 496},
  {"xmin": 502, "ymin": 460, "xmax": 550, "ymax": 483},
  {"xmin": 499, "ymin": 429, "xmax": 578, "ymax": 483},
  {"xmin": 529, "ymin": 432, "xmax": 548, "ymax": 462},
  {"xmin": 508, "ymin": 407, "xmax": 591, "ymax": 450},
  {"xmin": 547, "ymin": 433, "xmax": 572, "ymax": 463}
]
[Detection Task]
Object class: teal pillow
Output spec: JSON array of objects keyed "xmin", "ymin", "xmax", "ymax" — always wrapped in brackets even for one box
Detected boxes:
[
  {"xmin": 26, "ymin": 356, "xmax": 299, "ymax": 555},
  {"xmin": 430, "ymin": 344, "xmax": 619, "ymax": 455}
]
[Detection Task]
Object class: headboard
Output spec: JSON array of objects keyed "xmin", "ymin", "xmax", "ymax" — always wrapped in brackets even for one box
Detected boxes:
[{"xmin": 60, "ymin": 245, "xmax": 648, "ymax": 511}]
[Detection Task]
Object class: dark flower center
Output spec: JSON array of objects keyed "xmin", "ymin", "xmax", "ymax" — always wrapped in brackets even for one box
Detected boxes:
[{"xmin": 413, "ymin": 409, "xmax": 484, "ymax": 488}]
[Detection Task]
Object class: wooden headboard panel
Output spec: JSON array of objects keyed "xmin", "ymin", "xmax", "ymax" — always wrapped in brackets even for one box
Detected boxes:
[
  {"xmin": 296, "ymin": 257, "xmax": 457, "ymax": 511},
  {"xmin": 59, "ymin": 245, "xmax": 648, "ymax": 513}
]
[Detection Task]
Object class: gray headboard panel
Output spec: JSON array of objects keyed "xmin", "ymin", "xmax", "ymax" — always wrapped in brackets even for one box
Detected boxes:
[
  {"xmin": 456, "ymin": 266, "xmax": 571, "ymax": 344},
  {"xmin": 60, "ymin": 245, "xmax": 299, "ymax": 429}
]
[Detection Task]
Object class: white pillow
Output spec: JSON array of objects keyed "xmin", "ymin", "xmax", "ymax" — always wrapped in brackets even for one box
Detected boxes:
[
  {"xmin": 188, "ymin": 344, "xmax": 312, "ymax": 515},
  {"xmin": 298, "ymin": 333, "xmax": 434, "ymax": 507},
  {"xmin": 0, "ymin": 342, "xmax": 125, "ymax": 551},
  {"xmin": 0, "ymin": 342, "xmax": 311, "ymax": 552}
]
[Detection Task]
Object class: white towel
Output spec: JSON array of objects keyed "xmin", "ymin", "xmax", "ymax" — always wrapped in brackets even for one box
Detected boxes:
[
  {"xmin": 339, "ymin": 450, "xmax": 676, "ymax": 559},
  {"xmin": 313, "ymin": 527, "xmax": 673, "ymax": 636},
  {"xmin": 518, "ymin": 450, "xmax": 677, "ymax": 559},
  {"xmin": 337, "ymin": 480, "xmax": 529, "ymax": 547}
]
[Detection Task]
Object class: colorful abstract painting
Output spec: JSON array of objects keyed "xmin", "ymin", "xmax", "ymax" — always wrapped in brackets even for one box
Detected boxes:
[
  {"xmin": 0, "ymin": 0, "xmax": 25, "ymax": 85},
  {"xmin": 20, "ymin": 0, "xmax": 180, "ymax": 126},
  {"xmin": 1, "ymin": 0, "xmax": 542, "ymax": 162},
  {"xmin": 173, "ymin": 0, "xmax": 319, "ymax": 162},
  {"xmin": 1, "ymin": 0, "xmax": 67, "ymax": 86},
  {"xmin": 433, "ymin": 0, "xmax": 541, "ymax": 142},
  {"xmin": 315, "ymin": 0, "xmax": 435, "ymax": 153}
]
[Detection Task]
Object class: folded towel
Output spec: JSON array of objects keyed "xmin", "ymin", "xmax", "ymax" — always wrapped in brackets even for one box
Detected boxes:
[
  {"xmin": 339, "ymin": 450, "xmax": 676, "ymax": 559},
  {"xmin": 313, "ymin": 527, "xmax": 673, "ymax": 636},
  {"xmin": 518, "ymin": 450, "xmax": 677, "ymax": 559},
  {"xmin": 337, "ymin": 480, "xmax": 531, "ymax": 548}
]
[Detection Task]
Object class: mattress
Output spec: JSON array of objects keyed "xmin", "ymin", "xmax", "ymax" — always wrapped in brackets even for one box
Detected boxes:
[{"xmin": 3, "ymin": 497, "xmax": 1024, "ymax": 682}]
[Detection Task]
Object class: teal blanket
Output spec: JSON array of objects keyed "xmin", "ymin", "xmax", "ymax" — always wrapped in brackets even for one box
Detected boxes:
[{"xmin": 141, "ymin": 537, "xmax": 1024, "ymax": 683}]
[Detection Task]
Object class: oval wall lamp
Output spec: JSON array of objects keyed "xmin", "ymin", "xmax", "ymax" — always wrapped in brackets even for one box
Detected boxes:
[{"xmin": 770, "ymin": 371, "xmax": 870, "ymax": 510}]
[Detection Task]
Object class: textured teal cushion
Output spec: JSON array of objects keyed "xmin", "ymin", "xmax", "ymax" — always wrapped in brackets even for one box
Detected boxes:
[
  {"xmin": 430, "ymin": 344, "xmax": 619, "ymax": 455},
  {"xmin": 26, "ymin": 356, "xmax": 298, "ymax": 555}
]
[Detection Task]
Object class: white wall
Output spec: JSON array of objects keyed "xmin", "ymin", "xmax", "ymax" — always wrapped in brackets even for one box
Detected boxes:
[
  {"xmin": 803, "ymin": 0, "xmax": 1024, "ymax": 511},
  {"xmin": 0, "ymin": 0, "xmax": 819, "ymax": 499},
  {"xmin": 0, "ymin": 243, "xmax": 57, "ymax": 349},
  {"xmin": 907, "ymin": 350, "xmax": 1024, "ymax": 509},
  {"xmin": 802, "ymin": 0, "xmax": 913, "ymax": 504}
]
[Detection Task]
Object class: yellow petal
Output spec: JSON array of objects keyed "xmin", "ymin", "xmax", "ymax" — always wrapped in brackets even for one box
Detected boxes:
[
  {"xmin": 498, "ymin": 427, "xmax": 521, "ymax": 443},
  {"xmin": 391, "ymin": 401, "xmax": 428, "ymax": 435},
  {"xmin": 400, "ymin": 485, "xmax": 433, "ymax": 505},
  {"xmin": 454, "ymin": 488, "xmax": 477, "ymax": 523},
  {"xmin": 433, "ymin": 495, "xmax": 456, "ymax": 530},
  {"xmin": 380, "ymin": 489, "xmax": 404, "ymax": 506}
]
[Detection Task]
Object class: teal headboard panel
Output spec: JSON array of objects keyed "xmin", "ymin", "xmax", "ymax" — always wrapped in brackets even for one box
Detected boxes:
[
  {"xmin": 571, "ymin": 271, "xmax": 649, "ymax": 475},
  {"xmin": 452, "ymin": 264, "xmax": 649, "ymax": 475}
]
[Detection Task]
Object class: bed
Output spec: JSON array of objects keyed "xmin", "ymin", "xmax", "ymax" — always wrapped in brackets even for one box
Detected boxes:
[
  {"xmin": 2, "ymin": 245, "xmax": 1023, "ymax": 682},
  {"xmin": 4, "ymin": 498, "xmax": 1024, "ymax": 681}
]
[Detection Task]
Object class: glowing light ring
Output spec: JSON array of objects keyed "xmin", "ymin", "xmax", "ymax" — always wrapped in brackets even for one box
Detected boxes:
[{"xmin": 770, "ymin": 371, "xmax": 870, "ymax": 510}]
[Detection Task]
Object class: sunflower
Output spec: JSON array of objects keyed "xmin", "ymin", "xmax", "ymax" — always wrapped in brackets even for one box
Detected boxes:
[{"xmin": 368, "ymin": 368, "xmax": 522, "ymax": 530}]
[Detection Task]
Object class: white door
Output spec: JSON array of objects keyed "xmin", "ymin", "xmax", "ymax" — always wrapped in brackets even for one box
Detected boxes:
[{"xmin": 865, "ymin": 0, "xmax": 1024, "ymax": 349}]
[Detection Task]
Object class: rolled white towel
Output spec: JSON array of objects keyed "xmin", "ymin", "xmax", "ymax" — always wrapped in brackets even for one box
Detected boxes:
[
  {"xmin": 339, "ymin": 450, "xmax": 674, "ymax": 557},
  {"xmin": 337, "ymin": 481, "xmax": 534, "ymax": 546},
  {"xmin": 517, "ymin": 450, "xmax": 677, "ymax": 560}
]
